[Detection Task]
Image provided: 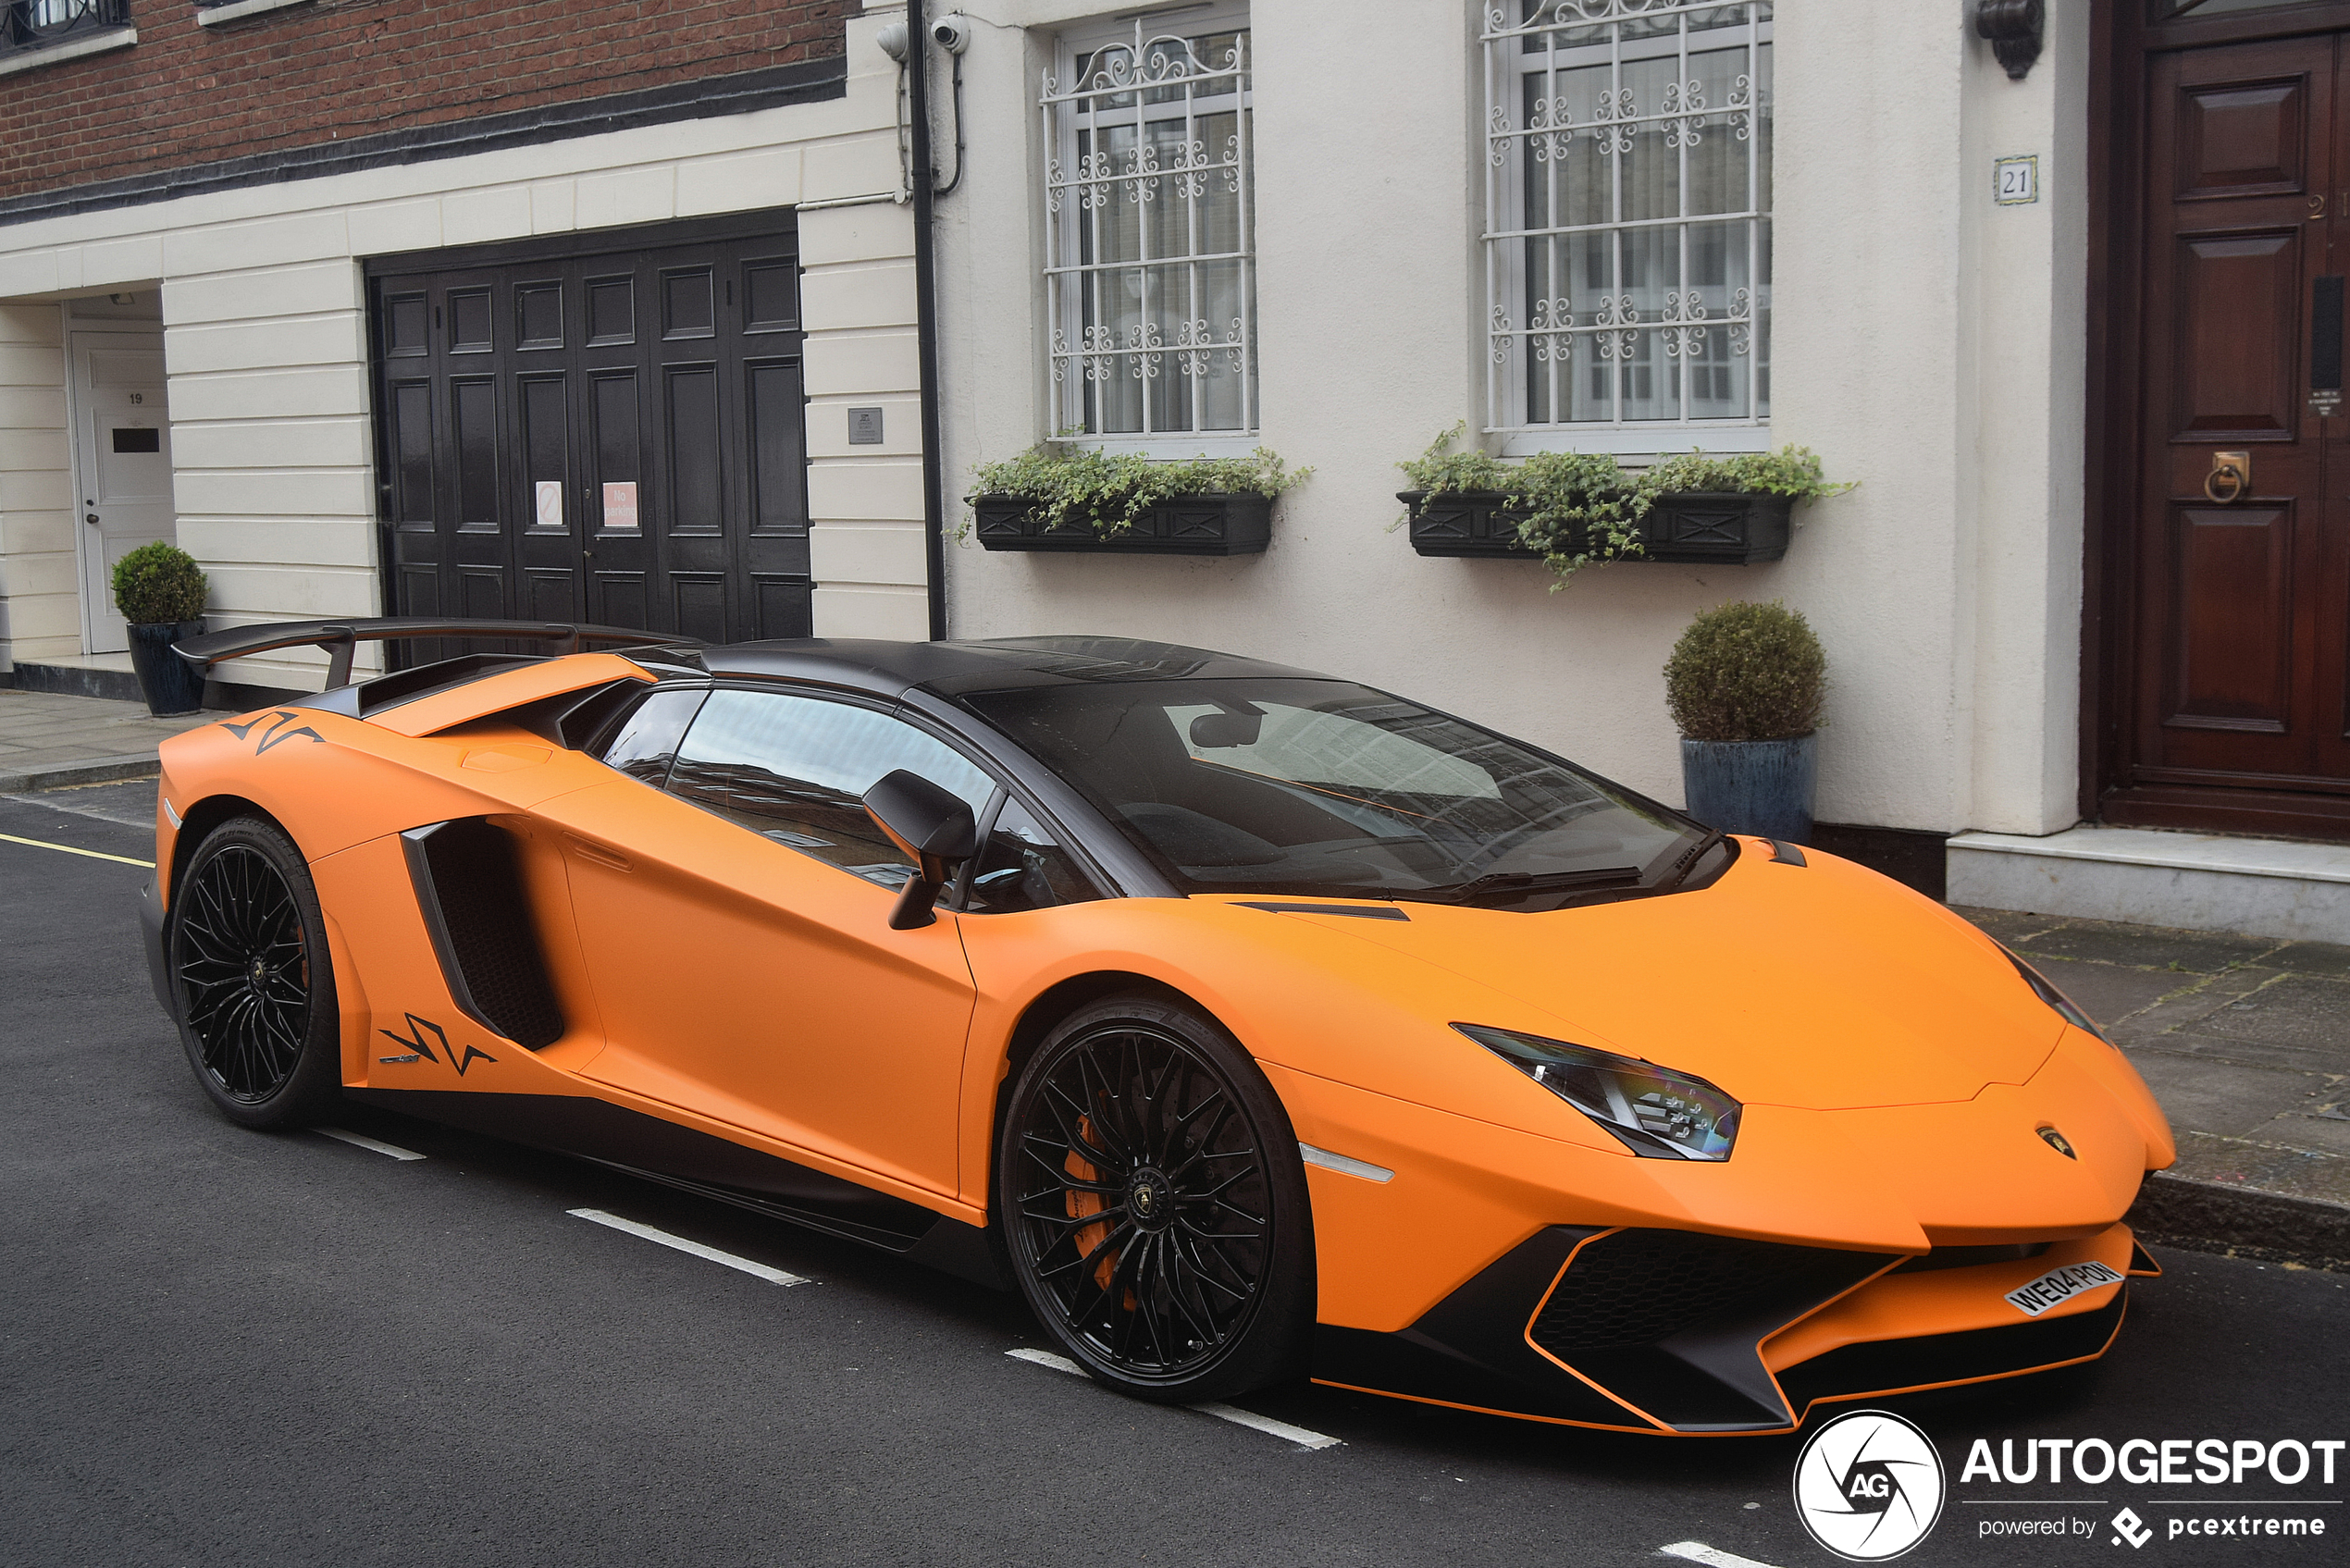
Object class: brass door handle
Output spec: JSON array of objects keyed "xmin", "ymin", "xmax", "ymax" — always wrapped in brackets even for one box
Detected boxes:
[{"xmin": 2205, "ymin": 451, "xmax": 2250, "ymax": 504}]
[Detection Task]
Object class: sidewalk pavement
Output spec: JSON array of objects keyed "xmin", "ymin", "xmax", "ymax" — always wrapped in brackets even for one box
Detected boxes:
[
  {"xmin": 5, "ymin": 688, "xmax": 2344, "ymax": 1268},
  {"xmin": 1961, "ymin": 906, "xmax": 2350, "ymax": 1271},
  {"xmin": 0, "ymin": 686, "xmax": 212, "ymax": 793}
]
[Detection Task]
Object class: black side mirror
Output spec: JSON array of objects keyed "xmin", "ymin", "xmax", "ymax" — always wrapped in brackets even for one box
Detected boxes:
[{"xmin": 861, "ymin": 770, "xmax": 979, "ymax": 930}]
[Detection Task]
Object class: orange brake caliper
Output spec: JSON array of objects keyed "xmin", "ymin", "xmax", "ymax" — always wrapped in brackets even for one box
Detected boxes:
[{"xmin": 1066, "ymin": 1116, "xmax": 1118, "ymax": 1290}]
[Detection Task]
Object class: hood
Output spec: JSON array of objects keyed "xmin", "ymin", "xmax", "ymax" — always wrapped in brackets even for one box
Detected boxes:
[{"xmin": 1212, "ymin": 844, "xmax": 2061, "ymax": 1112}]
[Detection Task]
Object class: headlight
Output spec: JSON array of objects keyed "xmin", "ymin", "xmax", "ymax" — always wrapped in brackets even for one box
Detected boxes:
[
  {"xmin": 1453, "ymin": 1024, "xmax": 1741, "ymax": 1161},
  {"xmin": 2002, "ymin": 947, "xmax": 2110, "ymax": 1043}
]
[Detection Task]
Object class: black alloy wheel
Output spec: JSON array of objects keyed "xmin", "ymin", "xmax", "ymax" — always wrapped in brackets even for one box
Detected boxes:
[
  {"xmin": 998, "ymin": 994, "xmax": 1313, "ymax": 1402},
  {"xmin": 169, "ymin": 817, "xmax": 341, "ymax": 1128}
]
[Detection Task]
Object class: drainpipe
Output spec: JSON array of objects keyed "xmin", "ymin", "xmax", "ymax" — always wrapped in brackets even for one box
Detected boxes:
[{"xmin": 906, "ymin": 0, "xmax": 949, "ymax": 641}]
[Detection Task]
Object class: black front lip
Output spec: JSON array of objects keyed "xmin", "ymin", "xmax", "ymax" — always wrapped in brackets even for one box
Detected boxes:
[{"xmin": 1310, "ymin": 1225, "xmax": 2131, "ymax": 1435}]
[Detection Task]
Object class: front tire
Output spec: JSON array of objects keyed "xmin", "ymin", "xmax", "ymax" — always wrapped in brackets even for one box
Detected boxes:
[
  {"xmin": 167, "ymin": 816, "xmax": 342, "ymax": 1129},
  {"xmin": 997, "ymin": 992, "xmax": 1313, "ymax": 1403}
]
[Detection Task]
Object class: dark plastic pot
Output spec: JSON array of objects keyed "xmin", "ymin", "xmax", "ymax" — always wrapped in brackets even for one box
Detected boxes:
[
  {"xmin": 1399, "ymin": 489, "xmax": 1793, "ymax": 563},
  {"xmin": 971, "ymin": 492, "xmax": 1271, "ymax": 555},
  {"xmin": 127, "ymin": 619, "xmax": 206, "ymax": 716},
  {"xmin": 1679, "ymin": 734, "xmax": 1817, "ymax": 844}
]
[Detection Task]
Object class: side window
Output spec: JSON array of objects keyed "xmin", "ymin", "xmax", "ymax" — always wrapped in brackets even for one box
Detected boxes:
[
  {"xmin": 667, "ymin": 689, "xmax": 995, "ymax": 887},
  {"xmin": 962, "ymin": 798, "xmax": 1101, "ymax": 914},
  {"xmin": 595, "ymin": 686, "xmax": 708, "ymax": 786}
]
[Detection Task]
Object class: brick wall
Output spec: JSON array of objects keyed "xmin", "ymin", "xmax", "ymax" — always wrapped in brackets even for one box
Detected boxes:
[{"xmin": 0, "ymin": 0, "xmax": 852, "ymax": 203}]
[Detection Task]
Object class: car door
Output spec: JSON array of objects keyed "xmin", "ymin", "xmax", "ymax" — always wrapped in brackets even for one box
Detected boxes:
[{"xmin": 542, "ymin": 683, "xmax": 996, "ymax": 1199}]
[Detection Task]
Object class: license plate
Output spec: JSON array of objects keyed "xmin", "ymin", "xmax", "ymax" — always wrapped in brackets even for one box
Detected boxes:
[{"xmin": 2005, "ymin": 1259, "xmax": 2125, "ymax": 1317}]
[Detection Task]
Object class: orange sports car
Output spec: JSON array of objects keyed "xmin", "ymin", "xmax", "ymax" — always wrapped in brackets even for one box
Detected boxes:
[{"xmin": 143, "ymin": 620, "xmax": 2173, "ymax": 1434}]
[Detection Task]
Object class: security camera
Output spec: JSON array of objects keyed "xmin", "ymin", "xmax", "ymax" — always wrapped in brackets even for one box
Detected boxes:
[
  {"xmin": 931, "ymin": 13, "xmax": 971, "ymax": 54},
  {"xmin": 874, "ymin": 19, "xmax": 909, "ymax": 60}
]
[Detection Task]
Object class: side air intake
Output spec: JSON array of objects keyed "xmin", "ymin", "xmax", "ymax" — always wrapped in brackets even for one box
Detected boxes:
[{"xmin": 400, "ymin": 819, "xmax": 565, "ymax": 1050}]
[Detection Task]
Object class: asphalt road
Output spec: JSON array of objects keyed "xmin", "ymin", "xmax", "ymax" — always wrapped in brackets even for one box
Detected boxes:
[{"xmin": 4, "ymin": 783, "xmax": 2344, "ymax": 1568}]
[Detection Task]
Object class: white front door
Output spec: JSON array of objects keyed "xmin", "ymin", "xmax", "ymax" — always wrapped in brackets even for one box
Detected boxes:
[{"xmin": 70, "ymin": 332, "xmax": 175, "ymax": 655}]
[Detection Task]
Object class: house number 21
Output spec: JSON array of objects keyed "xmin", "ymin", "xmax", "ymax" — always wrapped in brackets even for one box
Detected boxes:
[{"xmin": 1994, "ymin": 154, "xmax": 2038, "ymax": 206}]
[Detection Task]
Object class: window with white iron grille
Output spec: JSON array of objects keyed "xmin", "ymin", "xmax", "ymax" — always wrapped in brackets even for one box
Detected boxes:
[
  {"xmin": 1483, "ymin": 1, "xmax": 1774, "ymax": 452},
  {"xmin": 1041, "ymin": 11, "xmax": 1256, "ymax": 447}
]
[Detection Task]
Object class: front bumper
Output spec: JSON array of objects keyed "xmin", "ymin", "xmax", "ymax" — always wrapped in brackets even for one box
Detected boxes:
[
  {"xmin": 139, "ymin": 871, "xmax": 172, "ymax": 1019},
  {"xmin": 1310, "ymin": 1220, "xmax": 2146, "ymax": 1434}
]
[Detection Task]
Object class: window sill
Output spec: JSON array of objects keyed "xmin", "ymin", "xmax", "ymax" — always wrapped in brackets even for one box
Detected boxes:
[
  {"xmin": 0, "ymin": 25, "xmax": 134, "ymax": 77},
  {"xmin": 1492, "ymin": 425, "xmax": 1773, "ymax": 463},
  {"xmin": 1050, "ymin": 435, "xmax": 1262, "ymax": 460},
  {"xmin": 196, "ymin": 0, "xmax": 314, "ymax": 25}
]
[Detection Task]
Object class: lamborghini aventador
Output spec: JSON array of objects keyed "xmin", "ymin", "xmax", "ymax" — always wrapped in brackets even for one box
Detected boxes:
[{"xmin": 142, "ymin": 619, "xmax": 2174, "ymax": 1435}]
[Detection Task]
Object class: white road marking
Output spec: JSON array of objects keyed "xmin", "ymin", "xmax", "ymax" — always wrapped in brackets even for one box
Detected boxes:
[
  {"xmin": 1189, "ymin": 1401, "xmax": 1344, "ymax": 1450},
  {"xmin": 567, "ymin": 1208, "xmax": 810, "ymax": 1286},
  {"xmin": 315, "ymin": 1126, "xmax": 426, "ymax": 1161},
  {"xmin": 1003, "ymin": 1348, "xmax": 1343, "ymax": 1449},
  {"xmin": 1661, "ymin": 1542, "xmax": 1785, "ymax": 1568},
  {"xmin": 0, "ymin": 831, "xmax": 154, "ymax": 868}
]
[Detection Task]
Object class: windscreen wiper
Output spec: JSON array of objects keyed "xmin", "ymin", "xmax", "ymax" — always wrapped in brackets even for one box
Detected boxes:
[
  {"xmin": 1392, "ymin": 865, "xmax": 1646, "ymax": 907},
  {"xmin": 1664, "ymin": 830, "xmax": 1729, "ymax": 889}
]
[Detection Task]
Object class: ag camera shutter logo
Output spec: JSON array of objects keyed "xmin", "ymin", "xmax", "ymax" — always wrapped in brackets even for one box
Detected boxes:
[{"xmin": 1793, "ymin": 1410, "xmax": 1947, "ymax": 1561}]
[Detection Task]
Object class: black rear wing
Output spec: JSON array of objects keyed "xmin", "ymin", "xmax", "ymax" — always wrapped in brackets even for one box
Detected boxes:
[{"xmin": 172, "ymin": 618, "xmax": 701, "ymax": 689}]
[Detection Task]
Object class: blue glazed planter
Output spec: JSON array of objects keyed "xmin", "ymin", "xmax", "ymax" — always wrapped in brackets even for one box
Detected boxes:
[
  {"xmin": 127, "ymin": 619, "xmax": 206, "ymax": 716},
  {"xmin": 1679, "ymin": 734, "xmax": 1818, "ymax": 844}
]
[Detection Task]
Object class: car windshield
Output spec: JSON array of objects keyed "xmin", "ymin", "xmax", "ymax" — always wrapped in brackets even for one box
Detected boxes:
[{"xmin": 961, "ymin": 678, "xmax": 1716, "ymax": 907}]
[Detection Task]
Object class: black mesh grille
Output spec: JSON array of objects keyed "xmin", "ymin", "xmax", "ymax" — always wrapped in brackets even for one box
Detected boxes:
[
  {"xmin": 1528, "ymin": 1229, "xmax": 1843, "ymax": 1354},
  {"xmin": 416, "ymin": 819, "xmax": 564, "ymax": 1050}
]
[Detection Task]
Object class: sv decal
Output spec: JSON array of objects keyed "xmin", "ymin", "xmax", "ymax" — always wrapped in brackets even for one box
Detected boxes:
[
  {"xmin": 221, "ymin": 710, "xmax": 324, "ymax": 754},
  {"xmin": 377, "ymin": 1013, "xmax": 497, "ymax": 1077}
]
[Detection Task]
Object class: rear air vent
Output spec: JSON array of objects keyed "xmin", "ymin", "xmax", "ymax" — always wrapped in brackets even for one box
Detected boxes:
[{"xmin": 400, "ymin": 819, "xmax": 564, "ymax": 1049}]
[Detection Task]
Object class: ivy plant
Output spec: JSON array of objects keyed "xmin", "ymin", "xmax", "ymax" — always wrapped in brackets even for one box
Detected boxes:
[
  {"xmin": 1397, "ymin": 426, "xmax": 1852, "ymax": 586},
  {"xmin": 970, "ymin": 444, "xmax": 1309, "ymax": 539},
  {"xmin": 1638, "ymin": 445, "xmax": 1856, "ymax": 503},
  {"xmin": 1396, "ymin": 424, "xmax": 1641, "ymax": 585}
]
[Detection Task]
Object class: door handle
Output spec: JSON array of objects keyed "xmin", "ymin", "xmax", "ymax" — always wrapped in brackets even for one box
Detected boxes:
[
  {"xmin": 2205, "ymin": 451, "xmax": 2250, "ymax": 505},
  {"xmin": 84, "ymin": 512, "xmax": 99, "ymax": 525}
]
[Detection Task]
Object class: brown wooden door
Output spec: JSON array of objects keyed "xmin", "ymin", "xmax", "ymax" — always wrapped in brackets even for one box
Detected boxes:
[{"xmin": 2116, "ymin": 30, "xmax": 2350, "ymax": 835}]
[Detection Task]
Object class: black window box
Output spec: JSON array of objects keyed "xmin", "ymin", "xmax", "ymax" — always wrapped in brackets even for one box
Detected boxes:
[
  {"xmin": 1400, "ymin": 489, "xmax": 1792, "ymax": 565},
  {"xmin": 972, "ymin": 492, "xmax": 1272, "ymax": 556}
]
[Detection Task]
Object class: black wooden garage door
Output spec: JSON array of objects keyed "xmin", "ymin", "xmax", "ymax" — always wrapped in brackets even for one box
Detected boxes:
[{"xmin": 366, "ymin": 213, "xmax": 811, "ymax": 652}]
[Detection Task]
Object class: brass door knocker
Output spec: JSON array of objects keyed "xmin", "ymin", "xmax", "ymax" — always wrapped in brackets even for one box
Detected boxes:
[{"xmin": 2204, "ymin": 451, "xmax": 2250, "ymax": 504}]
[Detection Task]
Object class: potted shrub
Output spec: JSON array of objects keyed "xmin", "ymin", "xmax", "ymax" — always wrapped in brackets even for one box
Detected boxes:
[
  {"xmin": 969, "ymin": 445, "xmax": 1307, "ymax": 556},
  {"xmin": 1397, "ymin": 427, "xmax": 1850, "ymax": 578},
  {"xmin": 1664, "ymin": 599, "xmax": 1826, "ymax": 843},
  {"xmin": 112, "ymin": 541, "xmax": 209, "ymax": 716}
]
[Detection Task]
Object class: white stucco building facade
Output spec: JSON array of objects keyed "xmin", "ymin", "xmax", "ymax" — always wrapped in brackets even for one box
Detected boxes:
[{"xmin": 932, "ymin": 0, "xmax": 2092, "ymax": 850}]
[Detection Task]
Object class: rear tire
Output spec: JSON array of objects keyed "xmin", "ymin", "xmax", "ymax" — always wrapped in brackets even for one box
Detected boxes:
[
  {"xmin": 167, "ymin": 816, "xmax": 342, "ymax": 1129},
  {"xmin": 997, "ymin": 992, "xmax": 1314, "ymax": 1403}
]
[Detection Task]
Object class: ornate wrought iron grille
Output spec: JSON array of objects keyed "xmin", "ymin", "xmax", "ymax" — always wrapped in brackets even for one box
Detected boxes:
[
  {"xmin": 1483, "ymin": 1, "xmax": 1773, "ymax": 446},
  {"xmin": 1041, "ymin": 22, "xmax": 1256, "ymax": 442},
  {"xmin": 3, "ymin": 0, "xmax": 128, "ymax": 56}
]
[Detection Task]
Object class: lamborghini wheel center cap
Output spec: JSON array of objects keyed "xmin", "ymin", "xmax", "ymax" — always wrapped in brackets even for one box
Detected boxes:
[{"xmin": 1127, "ymin": 1169, "xmax": 1174, "ymax": 1231}]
